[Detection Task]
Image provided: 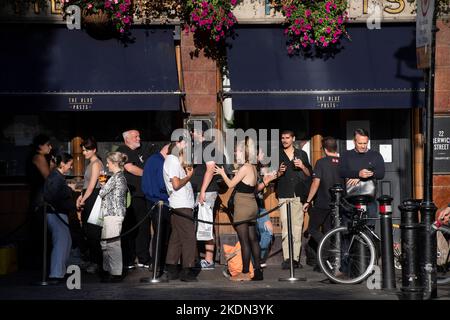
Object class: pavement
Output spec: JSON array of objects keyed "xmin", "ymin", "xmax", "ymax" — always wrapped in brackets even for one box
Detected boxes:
[{"xmin": 1, "ymin": 262, "xmax": 449, "ymax": 301}]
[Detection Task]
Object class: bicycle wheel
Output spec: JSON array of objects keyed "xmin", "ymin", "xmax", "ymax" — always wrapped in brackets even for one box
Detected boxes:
[{"xmin": 318, "ymin": 226, "xmax": 376, "ymax": 284}]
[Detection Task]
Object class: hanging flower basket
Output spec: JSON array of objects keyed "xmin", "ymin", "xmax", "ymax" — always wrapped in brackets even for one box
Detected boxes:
[
  {"xmin": 62, "ymin": 0, "xmax": 134, "ymax": 40},
  {"xmin": 277, "ymin": 0, "xmax": 350, "ymax": 54},
  {"xmin": 82, "ymin": 8, "xmax": 110, "ymax": 25},
  {"xmin": 82, "ymin": 9, "xmax": 114, "ymax": 39}
]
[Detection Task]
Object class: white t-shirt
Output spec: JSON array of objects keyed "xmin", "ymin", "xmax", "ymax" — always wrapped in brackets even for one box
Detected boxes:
[{"xmin": 163, "ymin": 154, "xmax": 195, "ymax": 209}]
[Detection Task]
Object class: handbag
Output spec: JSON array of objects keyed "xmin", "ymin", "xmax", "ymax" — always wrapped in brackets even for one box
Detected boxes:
[
  {"xmin": 87, "ymin": 195, "xmax": 104, "ymax": 227},
  {"xmin": 346, "ymin": 179, "xmax": 376, "ymax": 198}
]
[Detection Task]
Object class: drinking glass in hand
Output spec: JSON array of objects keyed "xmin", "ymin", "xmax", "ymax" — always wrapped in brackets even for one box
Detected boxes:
[{"xmin": 98, "ymin": 171, "xmax": 108, "ymax": 184}]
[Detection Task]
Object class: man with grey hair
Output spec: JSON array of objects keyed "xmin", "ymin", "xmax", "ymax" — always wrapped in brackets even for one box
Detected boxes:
[{"xmin": 117, "ymin": 129, "xmax": 151, "ymax": 270}]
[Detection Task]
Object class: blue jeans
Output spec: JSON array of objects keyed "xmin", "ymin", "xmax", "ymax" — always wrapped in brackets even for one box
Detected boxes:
[{"xmin": 257, "ymin": 209, "xmax": 273, "ymax": 261}]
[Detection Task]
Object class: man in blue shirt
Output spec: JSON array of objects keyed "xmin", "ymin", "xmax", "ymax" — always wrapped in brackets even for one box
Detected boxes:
[{"xmin": 142, "ymin": 143, "xmax": 171, "ymax": 276}]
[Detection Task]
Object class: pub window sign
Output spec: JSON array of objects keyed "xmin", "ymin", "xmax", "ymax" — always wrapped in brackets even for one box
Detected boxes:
[{"xmin": 433, "ymin": 116, "xmax": 450, "ymax": 174}]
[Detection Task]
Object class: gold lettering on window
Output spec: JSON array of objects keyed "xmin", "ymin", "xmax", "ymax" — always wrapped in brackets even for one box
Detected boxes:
[
  {"xmin": 363, "ymin": 0, "xmax": 369, "ymax": 14},
  {"xmin": 384, "ymin": 0, "xmax": 405, "ymax": 14},
  {"xmin": 51, "ymin": 0, "xmax": 63, "ymax": 14}
]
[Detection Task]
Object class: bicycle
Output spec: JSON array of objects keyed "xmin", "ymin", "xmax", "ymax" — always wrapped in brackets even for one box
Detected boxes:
[{"xmin": 317, "ymin": 199, "xmax": 378, "ymax": 284}]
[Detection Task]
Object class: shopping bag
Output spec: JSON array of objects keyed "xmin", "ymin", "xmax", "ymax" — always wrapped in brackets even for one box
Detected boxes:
[
  {"xmin": 196, "ymin": 203, "xmax": 213, "ymax": 241},
  {"xmin": 87, "ymin": 195, "xmax": 104, "ymax": 227}
]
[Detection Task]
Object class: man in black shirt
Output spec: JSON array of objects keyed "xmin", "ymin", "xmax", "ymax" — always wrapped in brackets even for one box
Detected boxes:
[
  {"xmin": 303, "ymin": 136, "xmax": 344, "ymax": 271},
  {"xmin": 339, "ymin": 128, "xmax": 385, "ymax": 222},
  {"xmin": 275, "ymin": 130, "xmax": 312, "ymax": 269},
  {"xmin": 117, "ymin": 129, "xmax": 151, "ymax": 270}
]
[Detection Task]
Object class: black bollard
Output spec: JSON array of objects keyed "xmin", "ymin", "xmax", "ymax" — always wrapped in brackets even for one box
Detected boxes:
[
  {"xmin": 140, "ymin": 201, "xmax": 167, "ymax": 284},
  {"xmin": 377, "ymin": 195, "xmax": 396, "ymax": 290},
  {"xmin": 352, "ymin": 195, "xmax": 371, "ymax": 275},
  {"xmin": 399, "ymin": 200, "xmax": 423, "ymax": 300},
  {"xmin": 329, "ymin": 184, "xmax": 345, "ymax": 228},
  {"xmin": 279, "ymin": 201, "xmax": 306, "ymax": 282},
  {"xmin": 419, "ymin": 201, "xmax": 438, "ymax": 299}
]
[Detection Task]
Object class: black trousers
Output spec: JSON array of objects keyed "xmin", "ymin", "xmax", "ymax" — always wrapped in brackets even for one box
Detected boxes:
[
  {"xmin": 148, "ymin": 200, "xmax": 171, "ymax": 272},
  {"xmin": 307, "ymin": 207, "xmax": 332, "ymax": 252},
  {"xmin": 81, "ymin": 188, "xmax": 102, "ymax": 266},
  {"xmin": 121, "ymin": 196, "xmax": 151, "ymax": 266}
]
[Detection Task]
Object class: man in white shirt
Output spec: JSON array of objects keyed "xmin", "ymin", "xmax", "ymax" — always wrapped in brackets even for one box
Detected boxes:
[{"xmin": 163, "ymin": 139, "xmax": 197, "ymax": 282}]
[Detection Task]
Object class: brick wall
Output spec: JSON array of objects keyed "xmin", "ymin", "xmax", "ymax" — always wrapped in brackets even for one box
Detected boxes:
[
  {"xmin": 434, "ymin": 20, "xmax": 450, "ymax": 211},
  {"xmin": 180, "ymin": 32, "xmax": 218, "ymax": 116}
]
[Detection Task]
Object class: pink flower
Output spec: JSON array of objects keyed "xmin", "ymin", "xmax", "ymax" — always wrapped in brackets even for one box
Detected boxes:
[
  {"xmin": 305, "ymin": 9, "xmax": 311, "ymax": 17},
  {"xmin": 104, "ymin": 1, "xmax": 112, "ymax": 9},
  {"xmin": 87, "ymin": 3, "xmax": 93, "ymax": 9},
  {"xmin": 231, "ymin": 0, "xmax": 238, "ymax": 6},
  {"xmin": 326, "ymin": 27, "xmax": 331, "ymax": 34},
  {"xmin": 122, "ymin": 16, "xmax": 130, "ymax": 24},
  {"xmin": 119, "ymin": 4, "xmax": 127, "ymax": 12},
  {"xmin": 215, "ymin": 35, "xmax": 220, "ymax": 42}
]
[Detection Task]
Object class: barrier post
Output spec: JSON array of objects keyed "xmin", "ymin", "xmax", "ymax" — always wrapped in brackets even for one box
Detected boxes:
[
  {"xmin": 329, "ymin": 184, "xmax": 344, "ymax": 228},
  {"xmin": 419, "ymin": 201, "xmax": 438, "ymax": 299},
  {"xmin": 279, "ymin": 201, "xmax": 306, "ymax": 282},
  {"xmin": 399, "ymin": 200, "xmax": 423, "ymax": 300},
  {"xmin": 377, "ymin": 195, "xmax": 396, "ymax": 290},
  {"xmin": 141, "ymin": 201, "xmax": 167, "ymax": 284}
]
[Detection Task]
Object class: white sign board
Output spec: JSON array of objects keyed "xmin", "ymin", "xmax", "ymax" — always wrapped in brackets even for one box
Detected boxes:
[
  {"xmin": 416, "ymin": 0, "xmax": 435, "ymax": 48},
  {"xmin": 379, "ymin": 144, "xmax": 393, "ymax": 163}
]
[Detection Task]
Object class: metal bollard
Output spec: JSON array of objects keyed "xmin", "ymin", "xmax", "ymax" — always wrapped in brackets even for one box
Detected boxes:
[
  {"xmin": 377, "ymin": 195, "xmax": 396, "ymax": 290},
  {"xmin": 419, "ymin": 201, "xmax": 438, "ymax": 299},
  {"xmin": 279, "ymin": 201, "xmax": 306, "ymax": 282},
  {"xmin": 329, "ymin": 184, "xmax": 345, "ymax": 228},
  {"xmin": 399, "ymin": 200, "xmax": 423, "ymax": 300},
  {"xmin": 352, "ymin": 195, "xmax": 371, "ymax": 276},
  {"xmin": 140, "ymin": 201, "xmax": 167, "ymax": 284}
]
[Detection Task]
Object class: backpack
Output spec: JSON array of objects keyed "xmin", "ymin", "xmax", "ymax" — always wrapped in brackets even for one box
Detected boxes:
[{"xmin": 222, "ymin": 242, "xmax": 254, "ymax": 278}]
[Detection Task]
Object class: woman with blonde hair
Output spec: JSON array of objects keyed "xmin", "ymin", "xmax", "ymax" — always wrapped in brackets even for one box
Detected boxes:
[
  {"xmin": 99, "ymin": 151, "xmax": 128, "ymax": 282},
  {"xmin": 214, "ymin": 137, "xmax": 263, "ymax": 281}
]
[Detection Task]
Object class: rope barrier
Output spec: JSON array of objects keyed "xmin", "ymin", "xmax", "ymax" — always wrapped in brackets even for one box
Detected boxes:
[{"xmin": 169, "ymin": 201, "xmax": 287, "ymax": 226}]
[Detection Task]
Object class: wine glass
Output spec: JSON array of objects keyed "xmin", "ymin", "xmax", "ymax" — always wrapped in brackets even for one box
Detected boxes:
[{"xmin": 98, "ymin": 170, "xmax": 108, "ymax": 184}]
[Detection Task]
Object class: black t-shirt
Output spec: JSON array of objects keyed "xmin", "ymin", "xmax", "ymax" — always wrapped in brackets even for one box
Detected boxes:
[
  {"xmin": 116, "ymin": 145, "xmax": 149, "ymax": 197},
  {"xmin": 190, "ymin": 141, "xmax": 222, "ymax": 193},
  {"xmin": 313, "ymin": 156, "xmax": 345, "ymax": 209}
]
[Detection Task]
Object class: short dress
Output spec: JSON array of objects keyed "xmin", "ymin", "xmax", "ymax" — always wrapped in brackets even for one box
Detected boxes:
[{"xmin": 233, "ymin": 181, "xmax": 258, "ymax": 224}]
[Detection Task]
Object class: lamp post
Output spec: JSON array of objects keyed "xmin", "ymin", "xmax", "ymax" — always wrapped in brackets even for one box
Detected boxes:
[{"xmin": 421, "ymin": 1, "xmax": 438, "ymax": 300}]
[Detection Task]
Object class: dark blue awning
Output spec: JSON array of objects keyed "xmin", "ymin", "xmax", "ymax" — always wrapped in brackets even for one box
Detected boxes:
[
  {"xmin": 0, "ymin": 24, "xmax": 181, "ymax": 111},
  {"xmin": 226, "ymin": 24, "xmax": 424, "ymax": 110}
]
